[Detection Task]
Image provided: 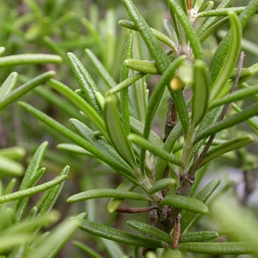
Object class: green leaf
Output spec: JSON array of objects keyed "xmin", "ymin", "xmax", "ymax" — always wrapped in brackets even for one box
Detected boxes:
[
  {"xmin": 120, "ymin": 32, "xmax": 133, "ymax": 136},
  {"xmin": 0, "ymin": 71, "xmax": 55, "ymax": 112},
  {"xmin": 26, "ymin": 216, "xmax": 82, "ymax": 258},
  {"xmin": 85, "ymin": 49, "xmax": 117, "ymax": 89},
  {"xmin": 210, "ymin": 12, "xmax": 242, "ymax": 102},
  {"xmin": 197, "ymin": 7, "xmax": 245, "ymax": 17},
  {"xmin": 69, "ymin": 119, "xmax": 135, "ymax": 178},
  {"xmin": 166, "ymin": 0, "xmax": 204, "ymax": 60},
  {"xmin": 122, "ymin": 0, "xmax": 169, "ymax": 73},
  {"xmin": 20, "ymin": 102, "xmax": 138, "ymax": 183},
  {"xmin": 149, "ymin": 179, "xmax": 176, "ymax": 194},
  {"xmin": 128, "ymin": 134, "xmax": 184, "ymax": 168},
  {"xmin": 0, "ymin": 175, "xmax": 67, "ymax": 204},
  {"xmin": 104, "ymin": 95, "xmax": 137, "ymax": 171},
  {"xmin": 178, "ymin": 242, "xmax": 257, "ymax": 255},
  {"xmin": 0, "ymin": 156, "xmax": 24, "ymax": 177},
  {"xmin": 47, "ymin": 79, "xmax": 108, "ymax": 139},
  {"xmin": 107, "ymin": 180, "xmax": 136, "ymax": 214},
  {"xmin": 0, "ymin": 146, "xmax": 26, "ymax": 162},
  {"xmin": 67, "ymin": 189, "xmax": 148, "ymax": 203},
  {"xmin": 38, "ymin": 166, "xmax": 69, "ymax": 216},
  {"xmin": 141, "ymin": 56, "xmax": 186, "ymax": 170},
  {"xmin": 108, "ymin": 73, "xmax": 145, "ymax": 95},
  {"xmin": 126, "ymin": 220, "xmax": 171, "ymax": 244},
  {"xmin": 66, "ymin": 52, "xmax": 103, "ymax": 115},
  {"xmin": 118, "ymin": 20, "xmax": 177, "ymax": 52},
  {"xmin": 0, "ymin": 72, "xmax": 18, "ymax": 101},
  {"xmin": 179, "ymin": 231, "xmax": 219, "ymax": 243},
  {"xmin": 191, "ymin": 60, "xmax": 210, "ymax": 127},
  {"xmin": 210, "ymin": 0, "xmax": 258, "ymax": 82},
  {"xmin": 80, "ymin": 219, "xmax": 164, "ymax": 248},
  {"xmin": 194, "ymin": 103, "xmax": 258, "ymax": 143},
  {"xmin": 0, "ymin": 54, "xmax": 62, "ymax": 67},
  {"xmin": 209, "ymin": 84, "xmax": 258, "ymax": 110},
  {"xmin": 124, "ymin": 59, "xmax": 159, "ymax": 74},
  {"xmin": 155, "ymin": 123, "xmax": 182, "ymax": 181},
  {"xmin": 200, "ymin": 135, "xmax": 254, "ymax": 167},
  {"xmin": 57, "ymin": 143, "xmax": 93, "ymax": 156},
  {"xmin": 160, "ymin": 195, "xmax": 208, "ymax": 214}
]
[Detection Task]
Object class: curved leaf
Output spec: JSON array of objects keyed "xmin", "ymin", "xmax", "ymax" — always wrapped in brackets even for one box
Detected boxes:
[
  {"xmin": 124, "ymin": 59, "xmax": 159, "ymax": 74},
  {"xmin": 191, "ymin": 60, "xmax": 210, "ymax": 127},
  {"xmin": 149, "ymin": 179, "xmax": 176, "ymax": 194},
  {"xmin": 210, "ymin": 12, "xmax": 242, "ymax": 102},
  {"xmin": 0, "ymin": 175, "xmax": 67, "ymax": 204}
]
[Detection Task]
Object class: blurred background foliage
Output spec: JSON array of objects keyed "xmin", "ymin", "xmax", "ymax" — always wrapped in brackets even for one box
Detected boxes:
[{"xmin": 0, "ymin": 1, "xmax": 258, "ymax": 257}]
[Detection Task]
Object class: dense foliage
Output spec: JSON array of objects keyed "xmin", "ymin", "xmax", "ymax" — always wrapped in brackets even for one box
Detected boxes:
[{"xmin": 1, "ymin": 1, "xmax": 258, "ymax": 257}]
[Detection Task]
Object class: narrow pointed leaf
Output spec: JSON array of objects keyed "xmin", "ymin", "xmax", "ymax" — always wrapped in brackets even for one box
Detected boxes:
[
  {"xmin": 104, "ymin": 95, "xmax": 137, "ymax": 171},
  {"xmin": 0, "ymin": 72, "xmax": 18, "ymax": 101},
  {"xmin": 0, "ymin": 156, "xmax": 24, "ymax": 177},
  {"xmin": 160, "ymin": 195, "xmax": 208, "ymax": 214},
  {"xmin": 80, "ymin": 220, "xmax": 164, "ymax": 248},
  {"xmin": 178, "ymin": 242, "xmax": 257, "ymax": 254},
  {"xmin": 141, "ymin": 56, "xmax": 186, "ymax": 170},
  {"xmin": 118, "ymin": 20, "xmax": 177, "ymax": 51},
  {"xmin": 0, "ymin": 71, "xmax": 54, "ymax": 112},
  {"xmin": 210, "ymin": 0, "xmax": 258, "ymax": 81},
  {"xmin": 0, "ymin": 54, "xmax": 62, "ymax": 67},
  {"xmin": 126, "ymin": 220, "xmax": 171, "ymax": 244},
  {"xmin": 57, "ymin": 143, "xmax": 93, "ymax": 156},
  {"xmin": 209, "ymin": 85, "xmax": 258, "ymax": 110},
  {"xmin": 210, "ymin": 12, "xmax": 242, "ymax": 101},
  {"xmin": 85, "ymin": 49, "xmax": 117, "ymax": 89},
  {"xmin": 69, "ymin": 118, "xmax": 134, "ymax": 177},
  {"xmin": 38, "ymin": 166, "xmax": 69, "ymax": 216},
  {"xmin": 122, "ymin": 0, "xmax": 169, "ymax": 73},
  {"xmin": 155, "ymin": 123, "xmax": 182, "ymax": 180},
  {"xmin": 194, "ymin": 103, "xmax": 258, "ymax": 143},
  {"xmin": 73, "ymin": 241, "xmax": 104, "ymax": 258},
  {"xmin": 67, "ymin": 52, "xmax": 103, "ymax": 115},
  {"xmin": 200, "ymin": 135, "xmax": 254, "ymax": 167},
  {"xmin": 0, "ymin": 175, "xmax": 67, "ymax": 204},
  {"xmin": 19, "ymin": 102, "xmax": 136, "ymax": 183},
  {"xmin": 128, "ymin": 134, "xmax": 184, "ymax": 168},
  {"xmin": 67, "ymin": 189, "xmax": 148, "ymax": 203},
  {"xmin": 192, "ymin": 60, "xmax": 210, "ymax": 127},
  {"xmin": 47, "ymin": 79, "xmax": 107, "ymax": 139},
  {"xmin": 107, "ymin": 180, "xmax": 136, "ymax": 214}
]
